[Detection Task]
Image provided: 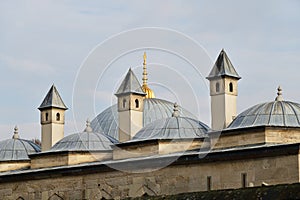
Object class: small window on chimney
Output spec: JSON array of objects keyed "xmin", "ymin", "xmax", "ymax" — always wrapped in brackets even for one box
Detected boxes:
[
  {"xmin": 56, "ymin": 113, "xmax": 60, "ymax": 121},
  {"xmin": 229, "ymin": 82, "xmax": 233, "ymax": 92},
  {"xmin": 135, "ymin": 99, "xmax": 139, "ymax": 108},
  {"xmin": 122, "ymin": 99, "xmax": 126, "ymax": 108},
  {"xmin": 216, "ymin": 82, "xmax": 220, "ymax": 93}
]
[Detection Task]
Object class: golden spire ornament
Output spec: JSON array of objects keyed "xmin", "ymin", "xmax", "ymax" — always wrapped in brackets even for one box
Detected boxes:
[
  {"xmin": 141, "ymin": 52, "xmax": 155, "ymax": 98},
  {"xmin": 142, "ymin": 52, "xmax": 148, "ymax": 87}
]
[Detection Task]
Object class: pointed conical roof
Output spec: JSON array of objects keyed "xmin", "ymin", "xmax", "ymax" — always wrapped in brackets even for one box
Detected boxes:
[
  {"xmin": 115, "ymin": 69, "xmax": 146, "ymax": 96},
  {"xmin": 38, "ymin": 85, "xmax": 68, "ymax": 110},
  {"xmin": 207, "ymin": 49, "xmax": 241, "ymax": 80}
]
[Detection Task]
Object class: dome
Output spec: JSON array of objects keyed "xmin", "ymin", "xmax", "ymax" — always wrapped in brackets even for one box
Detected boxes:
[
  {"xmin": 133, "ymin": 117, "xmax": 209, "ymax": 140},
  {"xmin": 0, "ymin": 127, "xmax": 41, "ymax": 161},
  {"xmin": 51, "ymin": 121, "xmax": 118, "ymax": 151},
  {"xmin": 228, "ymin": 101, "xmax": 300, "ymax": 129},
  {"xmin": 90, "ymin": 98, "xmax": 197, "ymax": 140},
  {"xmin": 228, "ymin": 88, "xmax": 300, "ymax": 129},
  {"xmin": 133, "ymin": 104, "xmax": 209, "ymax": 140}
]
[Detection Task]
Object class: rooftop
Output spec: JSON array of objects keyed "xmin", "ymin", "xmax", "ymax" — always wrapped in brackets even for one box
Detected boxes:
[
  {"xmin": 38, "ymin": 85, "xmax": 68, "ymax": 110},
  {"xmin": 207, "ymin": 49, "xmax": 241, "ymax": 80},
  {"xmin": 228, "ymin": 87, "xmax": 300, "ymax": 129},
  {"xmin": 0, "ymin": 126, "xmax": 41, "ymax": 161},
  {"xmin": 115, "ymin": 69, "xmax": 146, "ymax": 96}
]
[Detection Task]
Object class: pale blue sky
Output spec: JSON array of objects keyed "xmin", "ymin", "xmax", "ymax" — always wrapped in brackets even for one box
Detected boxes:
[{"xmin": 0, "ymin": 0, "xmax": 300, "ymax": 140}]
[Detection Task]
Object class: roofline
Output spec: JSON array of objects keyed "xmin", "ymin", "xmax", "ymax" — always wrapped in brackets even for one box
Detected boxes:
[
  {"xmin": 115, "ymin": 138, "xmax": 207, "ymax": 147},
  {"xmin": 38, "ymin": 105, "xmax": 68, "ymax": 111},
  {"xmin": 209, "ymin": 125, "xmax": 300, "ymax": 136},
  {"xmin": 1, "ymin": 143, "xmax": 299, "ymax": 183},
  {"xmin": 29, "ymin": 149, "xmax": 112, "ymax": 157},
  {"xmin": 206, "ymin": 74, "xmax": 241, "ymax": 81},
  {"xmin": 0, "ymin": 160, "xmax": 30, "ymax": 163},
  {"xmin": 115, "ymin": 91, "xmax": 146, "ymax": 97}
]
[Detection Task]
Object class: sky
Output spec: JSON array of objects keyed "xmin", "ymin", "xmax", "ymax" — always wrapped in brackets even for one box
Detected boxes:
[{"xmin": 0, "ymin": 0, "xmax": 300, "ymax": 140}]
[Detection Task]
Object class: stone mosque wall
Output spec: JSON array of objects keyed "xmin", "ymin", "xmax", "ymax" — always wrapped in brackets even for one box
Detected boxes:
[{"xmin": 0, "ymin": 145, "xmax": 298, "ymax": 200}]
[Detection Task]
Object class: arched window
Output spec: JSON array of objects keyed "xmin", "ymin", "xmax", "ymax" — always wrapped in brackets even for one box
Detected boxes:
[
  {"xmin": 216, "ymin": 82, "xmax": 220, "ymax": 93},
  {"xmin": 56, "ymin": 113, "xmax": 60, "ymax": 121},
  {"xmin": 45, "ymin": 113, "xmax": 49, "ymax": 121},
  {"xmin": 122, "ymin": 99, "xmax": 126, "ymax": 108},
  {"xmin": 229, "ymin": 82, "xmax": 233, "ymax": 92},
  {"xmin": 135, "ymin": 99, "xmax": 139, "ymax": 108}
]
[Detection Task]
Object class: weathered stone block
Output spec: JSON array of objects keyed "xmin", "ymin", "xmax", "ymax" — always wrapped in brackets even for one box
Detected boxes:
[{"xmin": 0, "ymin": 188, "xmax": 12, "ymax": 197}]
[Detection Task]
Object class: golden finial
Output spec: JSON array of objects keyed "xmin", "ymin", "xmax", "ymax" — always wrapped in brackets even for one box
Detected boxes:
[
  {"xmin": 142, "ymin": 52, "xmax": 148, "ymax": 86},
  {"xmin": 141, "ymin": 52, "xmax": 155, "ymax": 98},
  {"xmin": 143, "ymin": 52, "xmax": 147, "ymax": 65}
]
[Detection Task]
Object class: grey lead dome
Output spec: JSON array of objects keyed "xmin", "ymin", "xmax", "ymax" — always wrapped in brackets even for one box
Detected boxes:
[
  {"xmin": 0, "ymin": 139, "xmax": 40, "ymax": 161},
  {"xmin": 91, "ymin": 98, "xmax": 197, "ymax": 141},
  {"xmin": 228, "ymin": 101, "xmax": 300, "ymax": 129},
  {"xmin": 51, "ymin": 119, "xmax": 118, "ymax": 151},
  {"xmin": 133, "ymin": 117, "xmax": 210, "ymax": 140},
  {"xmin": 51, "ymin": 131, "xmax": 118, "ymax": 151}
]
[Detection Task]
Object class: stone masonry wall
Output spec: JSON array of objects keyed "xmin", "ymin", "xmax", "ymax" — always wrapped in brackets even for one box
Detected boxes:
[{"xmin": 0, "ymin": 153, "xmax": 298, "ymax": 200}]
